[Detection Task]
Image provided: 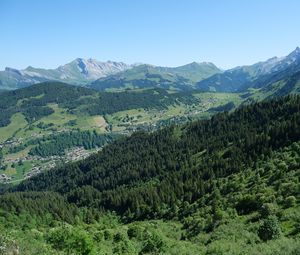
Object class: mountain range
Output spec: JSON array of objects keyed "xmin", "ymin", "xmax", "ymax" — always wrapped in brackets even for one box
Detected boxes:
[
  {"xmin": 196, "ymin": 47, "xmax": 300, "ymax": 93},
  {"xmin": 90, "ymin": 62, "xmax": 220, "ymax": 91},
  {"xmin": 0, "ymin": 58, "xmax": 130, "ymax": 90},
  {"xmin": 0, "ymin": 59, "xmax": 221, "ymax": 91},
  {"xmin": 1, "ymin": 48, "xmax": 300, "ymax": 94}
]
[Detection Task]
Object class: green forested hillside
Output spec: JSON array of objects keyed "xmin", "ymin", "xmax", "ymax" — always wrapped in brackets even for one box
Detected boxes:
[
  {"xmin": 0, "ymin": 81, "xmax": 206, "ymax": 129},
  {"xmin": 0, "ymin": 95, "xmax": 299, "ymax": 254},
  {"xmin": 0, "ymin": 82, "xmax": 95, "ymax": 127},
  {"xmin": 0, "ymin": 82, "xmax": 242, "ymax": 184},
  {"xmin": 15, "ymin": 96, "xmax": 300, "ymax": 217}
]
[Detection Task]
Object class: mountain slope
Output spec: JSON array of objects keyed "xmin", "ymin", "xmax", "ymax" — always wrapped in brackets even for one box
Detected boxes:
[
  {"xmin": 2, "ymin": 82, "xmax": 242, "ymax": 184},
  {"xmin": 15, "ymin": 95, "xmax": 300, "ymax": 218},
  {"xmin": 90, "ymin": 62, "xmax": 221, "ymax": 91},
  {"xmin": 196, "ymin": 47, "xmax": 300, "ymax": 92},
  {"xmin": 0, "ymin": 82, "xmax": 204, "ymax": 130},
  {"xmin": 0, "ymin": 96, "xmax": 300, "ymax": 255},
  {"xmin": 156, "ymin": 61, "xmax": 221, "ymax": 82},
  {"xmin": 0, "ymin": 59, "xmax": 130, "ymax": 90},
  {"xmin": 2, "ymin": 95, "xmax": 299, "ymax": 254}
]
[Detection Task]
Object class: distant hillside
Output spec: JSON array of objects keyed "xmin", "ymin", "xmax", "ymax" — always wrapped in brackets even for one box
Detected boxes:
[
  {"xmin": 0, "ymin": 82, "xmax": 95, "ymax": 127},
  {"xmin": 196, "ymin": 47, "xmax": 300, "ymax": 93},
  {"xmin": 249, "ymin": 60, "xmax": 300, "ymax": 100},
  {"xmin": 0, "ymin": 59, "xmax": 221, "ymax": 91},
  {"xmin": 0, "ymin": 82, "xmax": 202, "ymax": 128},
  {"xmin": 155, "ymin": 62, "xmax": 221, "ymax": 83},
  {"xmin": 0, "ymin": 59, "xmax": 130, "ymax": 90},
  {"xmin": 88, "ymin": 62, "xmax": 221, "ymax": 91}
]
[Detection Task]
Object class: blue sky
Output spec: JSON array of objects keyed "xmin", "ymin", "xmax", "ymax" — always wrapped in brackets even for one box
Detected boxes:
[{"xmin": 0, "ymin": 0, "xmax": 299, "ymax": 70}]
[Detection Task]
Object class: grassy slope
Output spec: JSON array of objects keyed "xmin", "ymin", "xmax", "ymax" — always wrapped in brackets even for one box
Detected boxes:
[
  {"xmin": 0, "ymin": 103, "xmax": 108, "ymax": 183},
  {"xmin": 0, "ymin": 113, "xmax": 28, "ymax": 143},
  {"xmin": 106, "ymin": 92, "xmax": 243, "ymax": 132}
]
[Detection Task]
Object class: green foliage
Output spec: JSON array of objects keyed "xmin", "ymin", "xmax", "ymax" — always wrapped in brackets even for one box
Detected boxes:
[
  {"xmin": 128, "ymin": 225, "xmax": 144, "ymax": 240},
  {"xmin": 28, "ymin": 130, "xmax": 119, "ymax": 157},
  {"xmin": 0, "ymin": 81, "xmax": 201, "ymax": 131},
  {"xmin": 47, "ymin": 226, "xmax": 94, "ymax": 255},
  {"xmin": 285, "ymin": 196, "xmax": 297, "ymax": 208},
  {"xmin": 260, "ymin": 203, "xmax": 277, "ymax": 218},
  {"xmin": 0, "ymin": 192, "xmax": 79, "ymax": 224},
  {"xmin": 140, "ymin": 232, "xmax": 166, "ymax": 254},
  {"xmin": 0, "ymin": 95, "xmax": 299, "ymax": 254},
  {"xmin": 13, "ymin": 95, "xmax": 300, "ymax": 221},
  {"xmin": 208, "ymin": 101, "xmax": 235, "ymax": 112},
  {"xmin": 0, "ymin": 82, "xmax": 94, "ymax": 127},
  {"xmin": 258, "ymin": 216, "xmax": 281, "ymax": 241},
  {"xmin": 113, "ymin": 232, "xmax": 125, "ymax": 242},
  {"xmin": 236, "ymin": 195, "xmax": 260, "ymax": 215},
  {"xmin": 0, "ymin": 234, "xmax": 18, "ymax": 255},
  {"xmin": 112, "ymin": 239, "xmax": 135, "ymax": 255},
  {"xmin": 82, "ymin": 88, "xmax": 199, "ymax": 116},
  {"xmin": 22, "ymin": 106, "xmax": 54, "ymax": 123}
]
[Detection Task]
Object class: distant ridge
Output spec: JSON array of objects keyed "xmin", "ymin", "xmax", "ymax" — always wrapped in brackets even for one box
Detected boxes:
[
  {"xmin": 90, "ymin": 62, "xmax": 221, "ymax": 91},
  {"xmin": 196, "ymin": 47, "xmax": 300, "ymax": 92},
  {"xmin": 0, "ymin": 59, "xmax": 131, "ymax": 90},
  {"xmin": 1, "ymin": 47, "xmax": 300, "ymax": 94}
]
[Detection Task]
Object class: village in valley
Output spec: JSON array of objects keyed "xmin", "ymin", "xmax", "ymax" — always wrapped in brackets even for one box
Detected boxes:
[{"xmin": 0, "ymin": 137, "xmax": 101, "ymax": 184}]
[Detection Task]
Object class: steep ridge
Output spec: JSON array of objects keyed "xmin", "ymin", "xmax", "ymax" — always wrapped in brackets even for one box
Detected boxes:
[{"xmin": 196, "ymin": 47, "xmax": 300, "ymax": 92}]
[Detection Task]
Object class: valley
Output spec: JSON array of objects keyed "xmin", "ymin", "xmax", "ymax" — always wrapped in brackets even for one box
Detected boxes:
[
  {"xmin": 0, "ymin": 48, "xmax": 300, "ymax": 255},
  {"xmin": 2, "ymin": 1, "xmax": 300, "ymax": 254},
  {"xmin": 0, "ymin": 83, "xmax": 243, "ymax": 184},
  {"xmin": 1, "ymin": 47, "xmax": 300, "ymax": 185},
  {"xmin": 1, "ymin": 95, "xmax": 299, "ymax": 254}
]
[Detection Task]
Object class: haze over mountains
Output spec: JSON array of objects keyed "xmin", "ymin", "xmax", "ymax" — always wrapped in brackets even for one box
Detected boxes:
[{"xmin": 1, "ymin": 47, "xmax": 299, "ymax": 92}]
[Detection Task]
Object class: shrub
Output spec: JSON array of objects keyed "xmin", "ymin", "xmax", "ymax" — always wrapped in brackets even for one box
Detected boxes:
[
  {"xmin": 259, "ymin": 203, "xmax": 277, "ymax": 218},
  {"xmin": 93, "ymin": 231, "xmax": 103, "ymax": 242},
  {"xmin": 127, "ymin": 225, "xmax": 143, "ymax": 239},
  {"xmin": 285, "ymin": 196, "xmax": 296, "ymax": 208},
  {"xmin": 139, "ymin": 233, "xmax": 166, "ymax": 254},
  {"xmin": 114, "ymin": 232, "xmax": 125, "ymax": 242},
  {"xmin": 103, "ymin": 229, "xmax": 113, "ymax": 240},
  {"xmin": 258, "ymin": 215, "xmax": 281, "ymax": 241},
  {"xmin": 112, "ymin": 239, "xmax": 135, "ymax": 255},
  {"xmin": 46, "ymin": 226, "xmax": 94, "ymax": 255}
]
